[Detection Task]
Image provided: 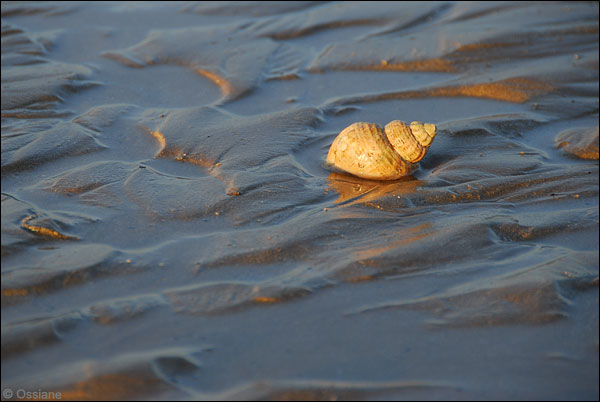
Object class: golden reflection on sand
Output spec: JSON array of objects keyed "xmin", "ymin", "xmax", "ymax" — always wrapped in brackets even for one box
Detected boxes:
[
  {"xmin": 454, "ymin": 42, "xmax": 512, "ymax": 52},
  {"xmin": 148, "ymin": 130, "xmax": 166, "ymax": 151},
  {"xmin": 2, "ymin": 288, "xmax": 28, "ymax": 297},
  {"xmin": 326, "ymin": 171, "xmax": 422, "ymax": 205},
  {"xmin": 555, "ymin": 127, "xmax": 599, "ymax": 160},
  {"xmin": 20, "ymin": 215, "xmax": 77, "ymax": 240},
  {"xmin": 353, "ymin": 221, "xmax": 433, "ymax": 262},
  {"xmin": 359, "ymin": 58, "xmax": 456, "ymax": 73},
  {"xmin": 55, "ymin": 372, "xmax": 169, "ymax": 401},
  {"xmin": 427, "ymin": 77, "xmax": 554, "ymax": 103},
  {"xmin": 195, "ymin": 68, "xmax": 234, "ymax": 99}
]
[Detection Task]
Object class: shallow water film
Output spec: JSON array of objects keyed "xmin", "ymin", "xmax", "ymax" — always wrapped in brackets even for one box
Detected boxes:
[{"xmin": 1, "ymin": 1, "xmax": 598, "ymax": 400}]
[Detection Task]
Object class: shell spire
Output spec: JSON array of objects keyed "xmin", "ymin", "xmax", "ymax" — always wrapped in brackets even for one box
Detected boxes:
[{"xmin": 326, "ymin": 120, "xmax": 436, "ymax": 180}]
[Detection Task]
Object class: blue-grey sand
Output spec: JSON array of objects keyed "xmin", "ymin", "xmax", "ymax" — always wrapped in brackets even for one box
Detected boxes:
[{"xmin": 1, "ymin": 2, "xmax": 598, "ymax": 400}]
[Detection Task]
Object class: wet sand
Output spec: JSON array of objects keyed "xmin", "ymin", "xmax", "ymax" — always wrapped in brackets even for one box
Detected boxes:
[{"xmin": 1, "ymin": 1, "xmax": 598, "ymax": 400}]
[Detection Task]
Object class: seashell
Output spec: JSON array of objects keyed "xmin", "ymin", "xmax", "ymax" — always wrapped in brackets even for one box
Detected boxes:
[{"xmin": 325, "ymin": 120, "xmax": 436, "ymax": 180}]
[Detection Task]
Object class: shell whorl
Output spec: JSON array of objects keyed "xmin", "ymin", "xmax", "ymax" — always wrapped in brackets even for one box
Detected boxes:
[
  {"xmin": 325, "ymin": 120, "xmax": 437, "ymax": 180},
  {"xmin": 385, "ymin": 120, "xmax": 436, "ymax": 164}
]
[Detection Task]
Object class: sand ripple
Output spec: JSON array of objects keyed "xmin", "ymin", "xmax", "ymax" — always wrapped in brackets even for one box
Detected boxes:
[{"xmin": 2, "ymin": 2, "xmax": 598, "ymax": 400}]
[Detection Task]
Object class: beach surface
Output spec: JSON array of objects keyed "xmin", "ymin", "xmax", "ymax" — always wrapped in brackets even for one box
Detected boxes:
[{"xmin": 1, "ymin": 1, "xmax": 598, "ymax": 400}]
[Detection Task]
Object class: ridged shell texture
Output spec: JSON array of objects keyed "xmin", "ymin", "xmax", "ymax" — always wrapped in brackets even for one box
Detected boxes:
[{"xmin": 326, "ymin": 121, "xmax": 436, "ymax": 180}]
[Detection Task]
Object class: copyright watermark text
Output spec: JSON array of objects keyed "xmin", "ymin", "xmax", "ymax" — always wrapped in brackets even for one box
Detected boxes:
[{"xmin": 2, "ymin": 389, "xmax": 62, "ymax": 400}]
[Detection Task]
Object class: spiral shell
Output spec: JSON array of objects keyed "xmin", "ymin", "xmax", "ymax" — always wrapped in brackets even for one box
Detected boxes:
[{"xmin": 325, "ymin": 121, "xmax": 436, "ymax": 180}]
